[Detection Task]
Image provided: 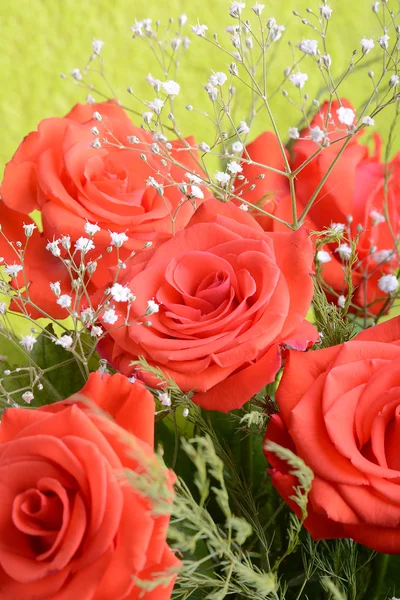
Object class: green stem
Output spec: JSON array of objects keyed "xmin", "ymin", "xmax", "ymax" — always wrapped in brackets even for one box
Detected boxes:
[
  {"xmin": 366, "ymin": 553, "xmax": 390, "ymax": 600},
  {"xmin": 240, "ymin": 432, "xmax": 253, "ymax": 489}
]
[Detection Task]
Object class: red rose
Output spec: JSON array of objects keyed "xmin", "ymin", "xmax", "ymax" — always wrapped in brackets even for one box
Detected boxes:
[
  {"xmin": 0, "ymin": 372, "xmax": 179, "ymax": 598},
  {"xmin": 239, "ymin": 100, "xmax": 400, "ymax": 314},
  {"xmin": 1, "ymin": 101, "xmax": 209, "ymax": 290},
  {"xmin": 98, "ymin": 199, "xmax": 317, "ymax": 412},
  {"xmin": 264, "ymin": 317, "xmax": 400, "ymax": 554}
]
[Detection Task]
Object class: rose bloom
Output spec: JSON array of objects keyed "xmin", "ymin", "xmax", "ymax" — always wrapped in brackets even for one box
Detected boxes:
[
  {"xmin": 98, "ymin": 199, "xmax": 317, "ymax": 412},
  {"xmin": 264, "ymin": 317, "xmax": 400, "ymax": 554},
  {"xmin": 0, "ymin": 372, "xmax": 179, "ymax": 598},
  {"xmin": 1, "ymin": 100, "xmax": 210, "ymax": 289},
  {"xmin": 238, "ymin": 100, "xmax": 400, "ymax": 314}
]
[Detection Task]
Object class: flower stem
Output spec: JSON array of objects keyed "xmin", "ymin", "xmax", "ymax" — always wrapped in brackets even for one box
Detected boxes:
[{"xmin": 366, "ymin": 553, "xmax": 390, "ymax": 600}]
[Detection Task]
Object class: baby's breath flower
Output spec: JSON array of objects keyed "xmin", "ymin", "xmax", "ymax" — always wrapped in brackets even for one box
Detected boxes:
[
  {"xmin": 22, "ymin": 391, "xmax": 34, "ymax": 404},
  {"xmin": 111, "ymin": 283, "xmax": 131, "ymax": 302},
  {"xmin": 146, "ymin": 176, "xmax": 164, "ymax": 196},
  {"xmin": 146, "ymin": 299, "xmax": 160, "ymax": 315},
  {"xmin": 183, "ymin": 407, "xmax": 190, "ymax": 417},
  {"xmin": 378, "ymin": 34, "xmax": 390, "ymax": 50},
  {"xmin": 310, "ymin": 125, "xmax": 324, "ymax": 143},
  {"xmin": 142, "ymin": 111, "xmax": 154, "ymax": 125},
  {"xmin": 229, "ymin": 2, "xmax": 246, "ymax": 18},
  {"xmin": 70, "ymin": 68, "xmax": 82, "ymax": 81},
  {"xmin": 90, "ymin": 126, "xmax": 99, "ymax": 136},
  {"xmin": 229, "ymin": 62, "xmax": 239, "ymax": 77},
  {"xmin": 179, "ymin": 14, "xmax": 188, "ymax": 26},
  {"xmin": 389, "ymin": 74, "xmax": 400, "ymax": 88},
  {"xmin": 378, "ymin": 274, "xmax": 399, "ymax": 293},
  {"xmin": 320, "ymin": 4, "xmax": 332, "ymax": 19},
  {"xmin": 336, "ymin": 106, "xmax": 355, "ymax": 126},
  {"xmin": 237, "ymin": 120, "xmax": 250, "ymax": 135},
  {"xmin": 158, "ymin": 391, "xmax": 171, "ymax": 407},
  {"xmin": 330, "ymin": 222, "xmax": 346, "ymax": 234},
  {"xmin": 46, "ymin": 240, "xmax": 61, "ymax": 257},
  {"xmin": 146, "ymin": 73, "xmax": 162, "ymax": 90},
  {"xmin": 269, "ymin": 24, "xmax": 285, "ymax": 42},
  {"xmin": 190, "ymin": 185, "xmax": 204, "ymax": 199},
  {"xmin": 362, "ymin": 116, "xmax": 375, "ymax": 126},
  {"xmin": 50, "ymin": 281, "xmax": 61, "ymax": 296},
  {"xmin": 227, "ymin": 161, "xmax": 243, "ymax": 174},
  {"xmin": 109, "ymin": 231, "xmax": 129, "ymax": 248},
  {"xmin": 337, "ymin": 295, "xmax": 346, "ymax": 308},
  {"xmin": 370, "ymin": 209, "xmax": 385, "ymax": 225},
  {"xmin": 232, "ymin": 141, "xmax": 243, "ymax": 153},
  {"xmin": 321, "ymin": 53, "xmax": 332, "ymax": 68},
  {"xmin": 86, "ymin": 94, "xmax": 95, "ymax": 104},
  {"xmin": 92, "ymin": 39, "xmax": 104, "ymax": 55},
  {"xmin": 316, "ymin": 250, "xmax": 331, "ymax": 264},
  {"xmin": 75, "ymin": 237, "xmax": 95, "ymax": 254},
  {"xmin": 289, "ymin": 71, "xmax": 308, "ymax": 89},
  {"xmin": 288, "ymin": 127, "xmax": 300, "ymax": 140},
  {"xmin": 373, "ymin": 249, "xmax": 394, "ymax": 263},
  {"xmin": 91, "ymin": 138, "xmax": 101, "ymax": 149},
  {"xmin": 335, "ymin": 243, "xmax": 352, "ymax": 261},
  {"xmin": 192, "ymin": 23, "xmax": 208, "ymax": 37},
  {"xmin": 23, "ymin": 223, "xmax": 36, "ymax": 237},
  {"xmin": 102, "ymin": 308, "xmax": 119, "ymax": 325},
  {"xmin": 148, "ymin": 98, "xmax": 164, "ymax": 114},
  {"xmin": 162, "ymin": 80, "xmax": 180, "ymax": 96},
  {"xmin": 55, "ymin": 335, "xmax": 73, "ymax": 349},
  {"xmin": 372, "ymin": 1, "xmax": 380, "ymax": 12},
  {"xmin": 57, "ymin": 294, "xmax": 72, "ymax": 309},
  {"xmin": 81, "ymin": 307, "xmax": 95, "ymax": 324},
  {"xmin": 215, "ymin": 171, "xmax": 231, "ymax": 186},
  {"xmin": 131, "ymin": 20, "xmax": 144, "ymax": 36},
  {"xmin": 361, "ymin": 37, "xmax": 375, "ymax": 55},
  {"xmin": 61, "ymin": 235, "xmax": 71, "ymax": 250},
  {"xmin": 239, "ymin": 203, "xmax": 249, "ymax": 211},
  {"xmin": 84, "ymin": 221, "xmax": 101, "ymax": 236},
  {"xmin": 20, "ymin": 335, "xmax": 37, "ymax": 352},
  {"xmin": 0, "ymin": 302, "xmax": 6, "ymax": 315},
  {"xmin": 209, "ymin": 72, "xmax": 228, "ymax": 86},
  {"xmin": 199, "ymin": 142, "xmax": 210, "ymax": 153},
  {"xmin": 186, "ymin": 172, "xmax": 203, "ymax": 185},
  {"xmin": 91, "ymin": 325, "xmax": 103, "ymax": 338},
  {"xmin": 204, "ymin": 83, "xmax": 218, "ymax": 101},
  {"xmin": 93, "ymin": 111, "xmax": 102, "ymax": 121},
  {"xmin": 251, "ymin": 3, "xmax": 264, "ymax": 15},
  {"xmin": 298, "ymin": 39, "xmax": 318, "ymax": 56},
  {"xmin": 5, "ymin": 264, "xmax": 23, "ymax": 278}
]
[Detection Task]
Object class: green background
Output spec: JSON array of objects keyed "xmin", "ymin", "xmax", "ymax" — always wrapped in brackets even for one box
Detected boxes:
[{"xmin": 1, "ymin": 0, "xmax": 398, "ymax": 176}]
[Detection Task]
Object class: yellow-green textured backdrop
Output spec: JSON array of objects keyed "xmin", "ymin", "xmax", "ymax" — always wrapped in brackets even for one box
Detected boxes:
[{"xmin": 1, "ymin": 0, "xmax": 399, "ymax": 176}]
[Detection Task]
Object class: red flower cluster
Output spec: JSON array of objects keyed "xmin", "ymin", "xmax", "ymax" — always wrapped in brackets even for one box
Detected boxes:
[{"xmin": 238, "ymin": 100, "xmax": 400, "ymax": 314}]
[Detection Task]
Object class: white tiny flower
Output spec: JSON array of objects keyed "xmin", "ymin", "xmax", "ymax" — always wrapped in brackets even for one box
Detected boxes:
[
  {"xmin": 131, "ymin": 20, "xmax": 144, "ymax": 36},
  {"xmin": 230, "ymin": 32, "xmax": 241, "ymax": 48},
  {"xmin": 245, "ymin": 36, "xmax": 254, "ymax": 50},
  {"xmin": 209, "ymin": 72, "xmax": 228, "ymax": 86},
  {"xmin": 320, "ymin": 4, "xmax": 332, "ymax": 19},
  {"xmin": 109, "ymin": 231, "xmax": 129, "ymax": 248},
  {"xmin": 316, "ymin": 250, "xmax": 332, "ymax": 264},
  {"xmin": 389, "ymin": 74, "xmax": 400, "ymax": 88},
  {"xmin": 162, "ymin": 80, "xmax": 180, "ymax": 96},
  {"xmin": 199, "ymin": 142, "xmax": 211, "ymax": 153},
  {"xmin": 336, "ymin": 106, "xmax": 356, "ymax": 126},
  {"xmin": 146, "ymin": 73, "xmax": 162, "ymax": 90},
  {"xmin": 146, "ymin": 176, "xmax": 164, "ymax": 196},
  {"xmin": 61, "ymin": 235, "xmax": 71, "ymax": 250},
  {"xmin": 179, "ymin": 14, "xmax": 188, "ymax": 26},
  {"xmin": 270, "ymin": 24, "xmax": 285, "ymax": 42},
  {"xmin": 237, "ymin": 120, "xmax": 250, "ymax": 135},
  {"xmin": 190, "ymin": 185, "xmax": 204, "ymax": 199},
  {"xmin": 148, "ymin": 98, "xmax": 164, "ymax": 114},
  {"xmin": 361, "ymin": 38, "xmax": 375, "ymax": 55},
  {"xmin": 102, "ymin": 308, "xmax": 119, "ymax": 325},
  {"xmin": 335, "ymin": 243, "xmax": 352, "ymax": 261},
  {"xmin": 46, "ymin": 240, "xmax": 61, "ymax": 257},
  {"xmin": 378, "ymin": 34, "xmax": 390, "ymax": 50},
  {"xmin": 321, "ymin": 53, "xmax": 332, "ymax": 68},
  {"xmin": 288, "ymin": 127, "xmax": 300, "ymax": 140},
  {"xmin": 57, "ymin": 294, "xmax": 72, "ymax": 309},
  {"xmin": 378, "ymin": 274, "xmax": 399, "ymax": 293},
  {"xmin": 91, "ymin": 325, "xmax": 103, "ymax": 338},
  {"xmin": 251, "ymin": 3, "xmax": 264, "ymax": 15},
  {"xmin": 229, "ymin": 62, "xmax": 239, "ymax": 77},
  {"xmin": 22, "ymin": 391, "xmax": 34, "ymax": 404},
  {"xmin": 239, "ymin": 203, "xmax": 249, "ymax": 211},
  {"xmin": 5, "ymin": 264, "xmax": 23, "ymax": 278},
  {"xmin": 50, "ymin": 281, "xmax": 61, "ymax": 296},
  {"xmin": 215, "ymin": 171, "xmax": 231, "ymax": 186},
  {"xmin": 86, "ymin": 94, "xmax": 95, "ymax": 104},
  {"xmin": 93, "ymin": 111, "xmax": 102, "ymax": 121},
  {"xmin": 55, "ymin": 335, "xmax": 73, "ymax": 349},
  {"xmin": 158, "ymin": 391, "xmax": 171, "ymax": 407},
  {"xmin": 146, "ymin": 299, "xmax": 160, "ymax": 315},
  {"xmin": 91, "ymin": 138, "xmax": 101, "ymax": 149},
  {"xmin": 232, "ymin": 141, "xmax": 243, "ymax": 153},
  {"xmin": 372, "ymin": 1, "xmax": 380, "ymax": 12},
  {"xmin": 75, "ymin": 237, "xmax": 95, "ymax": 254},
  {"xmin": 142, "ymin": 111, "xmax": 154, "ymax": 125},
  {"xmin": 92, "ymin": 39, "xmax": 104, "ymax": 55},
  {"xmin": 362, "ymin": 116, "xmax": 375, "ymax": 126},
  {"xmin": 330, "ymin": 222, "xmax": 346, "ymax": 233},
  {"xmin": 111, "ymin": 283, "xmax": 131, "ymax": 302},
  {"xmin": 192, "ymin": 23, "xmax": 208, "ymax": 37},
  {"xmin": 0, "ymin": 302, "xmax": 6, "ymax": 315},
  {"xmin": 20, "ymin": 335, "xmax": 37, "ymax": 352},
  {"xmin": 204, "ymin": 83, "xmax": 218, "ymax": 101},
  {"xmin": 91, "ymin": 126, "xmax": 99, "ymax": 136},
  {"xmin": 183, "ymin": 407, "xmax": 189, "ymax": 417},
  {"xmin": 23, "ymin": 223, "xmax": 36, "ymax": 237},
  {"xmin": 128, "ymin": 375, "xmax": 136, "ymax": 383},
  {"xmin": 81, "ymin": 307, "xmax": 95, "ymax": 323},
  {"xmin": 70, "ymin": 68, "xmax": 82, "ymax": 81},
  {"xmin": 337, "ymin": 295, "xmax": 346, "ymax": 308},
  {"xmin": 84, "ymin": 221, "xmax": 101, "ymax": 236},
  {"xmin": 186, "ymin": 172, "xmax": 203, "ymax": 185},
  {"xmin": 289, "ymin": 72, "xmax": 308, "ymax": 89},
  {"xmin": 373, "ymin": 249, "xmax": 394, "ymax": 263},
  {"xmin": 229, "ymin": 2, "xmax": 246, "ymax": 18},
  {"xmin": 310, "ymin": 126, "xmax": 325, "ymax": 143},
  {"xmin": 370, "ymin": 209, "xmax": 385, "ymax": 225},
  {"xmin": 227, "ymin": 161, "xmax": 243, "ymax": 175},
  {"xmin": 298, "ymin": 39, "xmax": 318, "ymax": 56}
]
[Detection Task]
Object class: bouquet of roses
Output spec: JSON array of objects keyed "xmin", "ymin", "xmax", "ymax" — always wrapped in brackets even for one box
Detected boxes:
[{"xmin": 1, "ymin": 0, "xmax": 400, "ymax": 597}]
